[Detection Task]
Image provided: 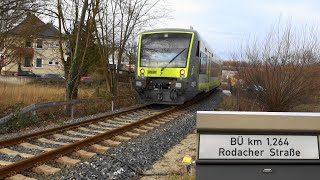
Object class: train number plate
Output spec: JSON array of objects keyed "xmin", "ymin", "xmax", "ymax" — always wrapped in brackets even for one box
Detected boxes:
[
  {"xmin": 199, "ymin": 134, "xmax": 319, "ymax": 159},
  {"xmin": 147, "ymin": 70, "xmax": 157, "ymax": 74}
]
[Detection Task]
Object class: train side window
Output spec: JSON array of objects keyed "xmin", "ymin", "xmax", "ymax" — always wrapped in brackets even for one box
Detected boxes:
[
  {"xmin": 199, "ymin": 52, "xmax": 207, "ymax": 74},
  {"xmin": 196, "ymin": 41, "xmax": 200, "ymax": 57}
]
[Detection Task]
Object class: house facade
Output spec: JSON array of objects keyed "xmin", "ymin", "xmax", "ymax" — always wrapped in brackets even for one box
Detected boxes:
[{"xmin": 1, "ymin": 13, "xmax": 66, "ymax": 76}]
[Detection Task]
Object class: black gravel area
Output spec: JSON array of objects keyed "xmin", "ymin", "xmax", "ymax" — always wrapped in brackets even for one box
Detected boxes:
[
  {"xmin": 87, "ymin": 126, "xmax": 109, "ymax": 131},
  {"xmin": 0, "ymin": 153, "xmax": 24, "ymax": 162},
  {"xmin": 99, "ymin": 123, "xmax": 118, "ymax": 129},
  {"xmin": 57, "ymin": 90, "xmax": 223, "ymax": 180},
  {"xmin": 9, "ymin": 146, "xmax": 43, "ymax": 155},
  {"xmin": 106, "ymin": 121, "xmax": 127, "ymax": 126},
  {"xmin": 63, "ymin": 132, "xmax": 88, "ymax": 139},
  {"xmin": 30, "ymin": 140, "xmax": 62, "ymax": 148},
  {"xmin": 49, "ymin": 136, "xmax": 77, "ymax": 143},
  {"xmin": 124, "ymin": 114, "xmax": 140, "ymax": 118},
  {"xmin": 76, "ymin": 129, "xmax": 97, "ymax": 135}
]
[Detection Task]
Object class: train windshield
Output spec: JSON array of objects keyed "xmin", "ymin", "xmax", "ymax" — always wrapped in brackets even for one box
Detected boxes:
[{"xmin": 140, "ymin": 33, "xmax": 192, "ymax": 68}]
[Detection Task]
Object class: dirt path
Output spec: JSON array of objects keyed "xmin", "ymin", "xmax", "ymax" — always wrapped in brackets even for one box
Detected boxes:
[{"xmin": 140, "ymin": 131, "xmax": 197, "ymax": 180}]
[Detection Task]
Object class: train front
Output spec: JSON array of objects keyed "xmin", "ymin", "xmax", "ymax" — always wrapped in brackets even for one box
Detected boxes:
[{"xmin": 134, "ymin": 30, "xmax": 194, "ymax": 104}]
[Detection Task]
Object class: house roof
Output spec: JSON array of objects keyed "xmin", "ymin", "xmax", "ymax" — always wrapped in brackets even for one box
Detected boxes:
[{"xmin": 9, "ymin": 13, "xmax": 60, "ymax": 38}]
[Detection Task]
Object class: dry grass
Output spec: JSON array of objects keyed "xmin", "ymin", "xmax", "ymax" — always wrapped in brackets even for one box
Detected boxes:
[
  {"xmin": 0, "ymin": 82, "xmax": 138, "ymax": 134},
  {"xmin": 216, "ymin": 93, "xmax": 264, "ymax": 111},
  {"xmin": 215, "ymin": 95, "xmax": 236, "ymax": 111},
  {"xmin": 217, "ymin": 93, "xmax": 320, "ymax": 112},
  {"xmin": 0, "ymin": 82, "xmax": 94, "ymax": 108},
  {"xmin": 0, "ymin": 82, "xmax": 106, "ymax": 120}
]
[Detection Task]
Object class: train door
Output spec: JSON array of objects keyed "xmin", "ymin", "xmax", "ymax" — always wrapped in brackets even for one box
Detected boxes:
[{"xmin": 198, "ymin": 42, "xmax": 209, "ymax": 91}]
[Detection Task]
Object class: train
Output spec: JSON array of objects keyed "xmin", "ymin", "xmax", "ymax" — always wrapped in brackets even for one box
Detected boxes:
[{"xmin": 133, "ymin": 28, "xmax": 221, "ymax": 104}]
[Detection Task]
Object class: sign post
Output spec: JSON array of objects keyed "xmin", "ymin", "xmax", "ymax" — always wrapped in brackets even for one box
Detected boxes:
[{"xmin": 196, "ymin": 111, "xmax": 320, "ymax": 180}]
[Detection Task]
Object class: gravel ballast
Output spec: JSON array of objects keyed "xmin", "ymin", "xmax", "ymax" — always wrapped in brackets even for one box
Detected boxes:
[{"xmin": 56, "ymin": 90, "xmax": 223, "ymax": 180}]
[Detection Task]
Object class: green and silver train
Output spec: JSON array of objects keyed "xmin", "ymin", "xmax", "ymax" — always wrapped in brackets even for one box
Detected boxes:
[{"xmin": 134, "ymin": 28, "xmax": 221, "ymax": 104}]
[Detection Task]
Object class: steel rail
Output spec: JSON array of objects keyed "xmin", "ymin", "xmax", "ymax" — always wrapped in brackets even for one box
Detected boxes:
[
  {"xmin": 0, "ymin": 106, "xmax": 178, "ymax": 178},
  {"xmin": 0, "ymin": 90, "xmax": 215, "ymax": 178},
  {"xmin": 0, "ymin": 104, "xmax": 148, "ymax": 147}
]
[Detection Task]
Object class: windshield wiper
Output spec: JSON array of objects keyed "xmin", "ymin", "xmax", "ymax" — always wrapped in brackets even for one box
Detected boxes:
[{"xmin": 161, "ymin": 48, "xmax": 186, "ymax": 71}]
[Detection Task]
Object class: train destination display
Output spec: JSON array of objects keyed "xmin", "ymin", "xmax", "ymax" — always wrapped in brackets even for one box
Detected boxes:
[{"xmin": 199, "ymin": 134, "xmax": 319, "ymax": 159}]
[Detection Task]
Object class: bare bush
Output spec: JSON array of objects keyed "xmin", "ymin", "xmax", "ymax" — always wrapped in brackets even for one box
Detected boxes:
[{"xmin": 235, "ymin": 23, "xmax": 320, "ymax": 111}]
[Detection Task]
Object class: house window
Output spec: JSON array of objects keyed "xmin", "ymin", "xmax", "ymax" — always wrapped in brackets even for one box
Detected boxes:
[
  {"xmin": 48, "ymin": 59, "xmax": 59, "ymax": 66},
  {"xmin": 24, "ymin": 57, "xmax": 32, "ymax": 67},
  {"xmin": 49, "ymin": 42, "xmax": 60, "ymax": 48},
  {"xmin": 25, "ymin": 40, "xmax": 32, "ymax": 48},
  {"xmin": 36, "ymin": 58, "xmax": 42, "ymax": 67},
  {"xmin": 36, "ymin": 39, "xmax": 43, "ymax": 49}
]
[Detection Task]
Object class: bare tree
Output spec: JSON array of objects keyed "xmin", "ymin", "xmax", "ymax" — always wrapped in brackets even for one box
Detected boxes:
[
  {"xmin": 235, "ymin": 23, "xmax": 320, "ymax": 111},
  {"xmin": 95, "ymin": 0, "xmax": 169, "ymax": 96},
  {"xmin": 0, "ymin": 0, "xmax": 47, "ymax": 73},
  {"xmin": 55, "ymin": 0, "xmax": 100, "ymax": 100}
]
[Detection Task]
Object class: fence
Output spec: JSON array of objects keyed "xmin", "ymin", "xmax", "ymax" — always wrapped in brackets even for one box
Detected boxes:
[
  {"xmin": 0, "ymin": 75, "xmax": 33, "ymax": 85},
  {"xmin": 0, "ymin": 95, "xmax": 140, "ymax": 126}
]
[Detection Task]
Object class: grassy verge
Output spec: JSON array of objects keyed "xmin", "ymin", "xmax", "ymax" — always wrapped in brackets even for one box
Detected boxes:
[
  {"xmin": 217, "ymin": 92, "xmax": 320, "ymax": 112},
  {"xmin": 0, "ymin": 82, "xmax": 138, "ymax": 134},
  {"xmin": 216, "ymin": 95, "xmax": 263, "ymax": 111}
]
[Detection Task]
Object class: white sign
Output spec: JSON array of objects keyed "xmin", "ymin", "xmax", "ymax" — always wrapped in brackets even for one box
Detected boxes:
[{"xmin": 199, "ymin": 135, "xmax": 319, "ymax": 160}]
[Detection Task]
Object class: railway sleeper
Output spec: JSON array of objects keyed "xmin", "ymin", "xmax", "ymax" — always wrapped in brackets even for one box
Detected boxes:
[
  {"xmin": 53, "ymin": 134, "xmax": 83, "ymax": 141},
  {"xmin": 139, "ymin": 125, "xmax": 154, "ymax": 130},
  {"xmin": 101, "ymin": 140, "xmax": 121, "ymax": 147},
  {"xmin": 89, "ymin": 124, "xmax": 107, "ymax": 130},
  {"xmin": 118, "ymin": 118, "xmax": 137, "ymax": 123},
  {"xmin": 146, "ymin": 123, "xmax": 161, "ymax": 127},
  {"xmin": 6, "ymin": 174, "xmax": 36, "ymax": 180},
  {"xmin": 32, "ymin": 164, "xmax": 61, "ymax": 176},
  {"xmin": 154, "ymin": 120, "xmax": 167, "ymax": 124},
  {"xmin": 131, "ymin": 128, "xmax": 148, "ymax": 134},
  {"xmin": 37, "ymin": 138, "xmax": 69, "ymax": 146},
  {"xmin": 77, "ymin": 127, "xmax": 105, "ymax": 134},
  {"xmin": 0, "ymin": 160, "xmax": 13, "ymax": 166},
  {"xmin": 127, "ymin": 113, "xmax": 147, "ymax": 117},
  {"xmin": 90, "ymin": 144, "xmax": 109, "ymax": 153},
  {"xmin": 0, "ymin": 148, "xmax": 34, "ymax": 158},
  {"xmin": 56, "ymin": 156, "xmax": 81, "ymax": 167},
  {"xmin": 66, "ymin": 130, "xmax": 95, "ymax": 137},
  {"xmin": 107, "ymin": 121, "xmax": 129, "ymax": 126},
  {"xmin": 113, "ymin": 135, "xmax": 131, "ymax": 142},
  {"xmin": 124, "ymin": 131, "xmax": 140, "ymax": 138},
  {"xmin": 19, "ymin": 142, "xmax": 53, "ymax": 152},
  {"xmin": 73, "ymin": 150, "xmax": 96, "ymax": 159},
  {"xmin": 98, "ymin": 122, "xmax": 115, "ymax": 128},
  {"xmin": 160, "ymin": 117, "xmax": 175, "ymax": 121},
  {"xmin": 167, "ymin": 114, "xmax": 180, "ymax": 118}
]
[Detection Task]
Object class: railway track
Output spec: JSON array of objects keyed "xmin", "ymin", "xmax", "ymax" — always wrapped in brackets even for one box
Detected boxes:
[{"xmin": 0, "ymin": 90, "xmax": 214, "ymax": 179}]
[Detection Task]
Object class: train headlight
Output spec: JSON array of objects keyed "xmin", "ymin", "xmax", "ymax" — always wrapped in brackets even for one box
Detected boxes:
[
  {"xmin": 180, "ymin": 69, "xmax": 185, "ymax": 78},
  {"xmin": 140, "ymin": 69, "xmax": 145, "ymax": 77},
  {"xmin": 175, "ymin": 82, "xmax": 182, "ymax": 89},
  {"xmin": 136, "ymin": 81, "xmax": 142, "ymax": 87}
]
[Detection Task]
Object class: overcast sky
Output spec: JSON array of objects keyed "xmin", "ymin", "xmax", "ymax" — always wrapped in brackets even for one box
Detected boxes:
[{"xmin": 156, "ymin": 0, "xmax": 320, "ymax": 59}]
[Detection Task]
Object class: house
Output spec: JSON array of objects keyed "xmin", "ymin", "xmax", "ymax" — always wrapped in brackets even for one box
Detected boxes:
[{"xmin": 1, "ymin": 13, "xmax": 66, "ymax": 76}]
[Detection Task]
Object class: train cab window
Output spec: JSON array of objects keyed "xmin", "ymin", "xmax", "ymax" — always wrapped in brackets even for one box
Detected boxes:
[{"xmin": 140, "ymin": 33, "xmax": 192, "ymax": 68}]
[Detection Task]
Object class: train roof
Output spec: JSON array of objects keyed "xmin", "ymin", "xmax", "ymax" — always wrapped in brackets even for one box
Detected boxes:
[{"xmin": 140, "ymin": 28, "xmax": 199, "ymax": 34}]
